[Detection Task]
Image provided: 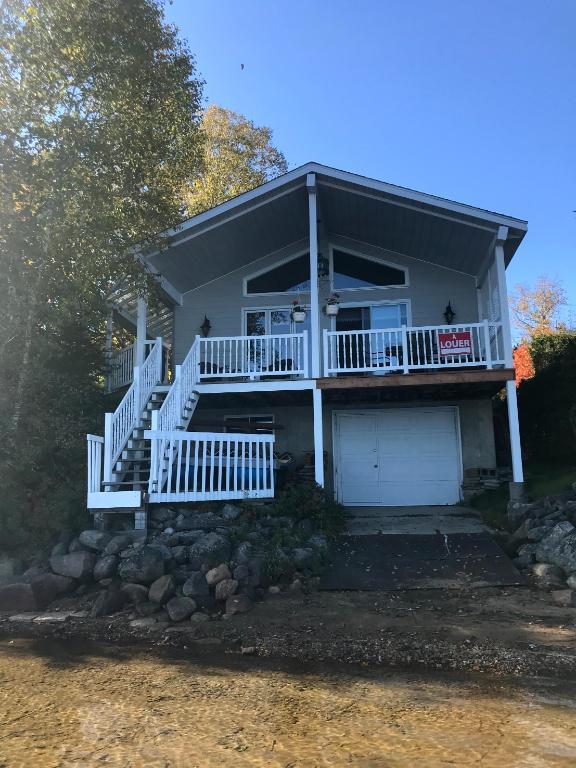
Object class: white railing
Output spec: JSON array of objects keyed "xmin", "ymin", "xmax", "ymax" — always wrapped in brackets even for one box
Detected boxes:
[
  {"xmin": 155, "ymin": 337, "xmax": 200, "ymax": 433},
  {"xmin": 87, "ymin": 434, "xmax": 104, "ymax": 502},
  {"xmin": 146, "ymin": 430, "xmax": 275, "ymax": 502},
  {"xmin": 198, "ymin": 331, "xmax": 308, "ymax": 379},
  {"xmin": 324, "ymin": 321, "xmax": 505, "ymax": 375},
  {"xmin": 107, "ymin": 345, "xmax": 134, "ymax": 391},
  {"xmin": 103, "ymin": 336, "xmax": 163, "ymax": 482}
]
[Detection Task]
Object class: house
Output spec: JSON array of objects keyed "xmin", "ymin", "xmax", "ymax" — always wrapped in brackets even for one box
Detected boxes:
[{"xmin": 87, "ymin": 162, "xmax": 527, "ymax": 527}]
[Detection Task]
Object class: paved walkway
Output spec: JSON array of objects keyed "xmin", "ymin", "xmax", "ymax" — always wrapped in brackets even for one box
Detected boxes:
[{"xmin": 344, "ymin": 505, "xmax": 487, "ymax": 535}]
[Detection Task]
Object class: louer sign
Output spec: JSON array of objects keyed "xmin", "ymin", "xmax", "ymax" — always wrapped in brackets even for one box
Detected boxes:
[{"xmin": 438, "ymin": 331, "xmax": 472, "ymax": 356}]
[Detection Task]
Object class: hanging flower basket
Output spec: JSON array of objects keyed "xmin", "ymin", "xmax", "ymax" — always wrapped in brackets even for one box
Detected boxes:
[
  {"xmin": 325, "ymin": 293, "xmax": 340, "ymax": 316},
  {"xmin": 291, "ymin": 301, "xmax": 306, "ymax": 323}
]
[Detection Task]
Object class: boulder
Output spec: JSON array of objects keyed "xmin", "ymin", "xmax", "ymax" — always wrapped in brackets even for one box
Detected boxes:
[
  {"xmin": 30, "ymin": 573, "xmax": 74, "ymax": 607},
  {"xmin": 507, "ymin": 500, "xmax": 537, "ymax": 527},
  {"xmin": 182, "ymin": 571, "xmax": 210, "ymax": 598},
  {"xmin": 120, "ymin": 583, "xmax": 149, "ymax": 604},
  {"xmin": 93, "ymin": 555, "xmax": 119, "ymax": 581},
  {"xmin": 50, "ymin": 552, "xmax": 96, "ymax": 580},
  {"xmin": 147, "ymin": 542, "xmax": 173, "ymax": 562},
  {"xmin": 103, "ymin": 534, "xmax": 138, "ymax": 556},
  {"xmin": 90, "ymin": 588, "xmax": 126, "ymax": 618},
  {"xmin": 150, "ymin": 508, "xmax": 176, "ymax": 523},
  {"xmin": 205, "ymin": 563, "xmax": 231, "ymax": 587},
  {"xmin": 567, "ymin": 574, "xmax": 576, "ymax": 590},
  {"xmin": 225, "ymin": 594, "xmax": 253, "ymax": 615},
  {"xmin": 233, "ymin": 541, "xmax": 253, "ymax": 565},
  {"xmin": 531, "ymin": 562, "xmax": 566, "ymax": 588},
  {"xmin": 68, "ymin": 537, "xmax": 84, "ymax": 553},
  {"xmin": 50, "ymin": 542, "xmax": 68, "ymax": 558},
  {"xmin": 551, "ymin": 589, "xmax": 576, "ymax": 608},
  {"xmin": 537, "ymin": 524, "xmax": 576, "ymax": 573},
  {"xmin": 215, "ymin": 578, "xmax": 238, "ymax": 601},
  {"xmin": 148, "ymin": 575, "xmax": 176, "ymax": 605},
  {"xmin": 171, "ymin": 546, "xmax": 188, "ymax": 565},
  {"xmin": 164, "ymin": 531, "xmax": 204, "ymax": 547},
  {"xmin": 222, "ymin": 503, "xmax": 241, "ymax": 521},
  {"xmin": 166, "ymin": 596, "xmax": 197, "ymax": 621},
  {"xmin": 232, "ymin": 565, "xmax": 250, "ymax": 584},
  {"xmin": 191, "ymin": 612, "xmax": 210, "ymax": 623},
  {"xmin": 292, "ymin": 547, "xmax": 317, "ymax": 571},
  {"xmin": 135, "ymin": 600, "xmax": 163, "ymax": 617},
  {"xmin": 78, "ymin": 530, "xmax": 112, "ymax": 552},
  {"xmin": 117, "ymin": 546, "xmax": 164, "ymax": 585},
  {"xmin": 177, "ymin": 512, "xmax": 224, "ymax": 531},
  {"xmin": 188, "ymin": 533, "xmax": 231, "ymax": 569},
  {"xmin": 0, "ymin": 582, "xmax": 37, "ymax": 612}
]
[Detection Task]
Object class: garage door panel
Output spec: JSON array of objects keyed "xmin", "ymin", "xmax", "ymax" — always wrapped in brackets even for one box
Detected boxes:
[{"xmin": 336, "ymin": 408, "xmax": 462, "ymax": 506}]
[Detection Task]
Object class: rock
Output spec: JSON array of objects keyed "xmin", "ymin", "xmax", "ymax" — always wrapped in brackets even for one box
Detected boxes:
[
  {"xmin": 68, "ymin": 537, "xmax": 84, "ymax": 553},
  {"xmin": 551, "ymin": 589, "xmax": 576, "ymax": 608},
  {"xmin": 182, "ymin": 571, "xmax": 210, "ymax": 598},
  {"xmin": 50, "ymin": 542, "xmax": 68, "ymax": 558},
  {"xmin": 120, "ymin": 583, "xmax": 149, "ymax": 604},
  {"xmin": 0, "ymin": 582, "xmax": 37, "ymax": 611},
  {"xmin": 233, "ymin": 541, "xmax": 253, "ymax": 565},
  {"xmin": 268, "ymin": 585, "xmax": 281, "ymax": 595},
  {"xmin": 117, "ymin": 546, "xmax": 164, "ymax": 585},
  {"xmin": 147, "ymin": 542, "xmax": 173, "ymax": 562},
  {"xmin": 507, "ymin": 500, "xmax": 536, "ymax": 527},
  {"xmin": 130, "ymin": 617, "xmax": 160, "ymax": 628},
  {"xmin": 103, "ymin": 534, "xmax": 138, "ymax": 556},
  {"xmin": 89, "ymin": 588, "xmax": 126, "ymax": 618},
  {"xmin": 205, "ymin": 563, "xmax": 231, "ymax": 587},
  {"xmin": 30, "ymin": 573, "xmax": 74, "ymax": 607},
  {"xmin": 247, "ymin": 559, "xmax": 262, "ymax": 587},
  {"xmin": 232, "ymin": 565, "xmax": 250, "ymax": 584},
  {"xmin": 21, "ymin": 565, "xmax": 48, "ymax": 581},
  {"xmin": 177, "ymin": 512, "xmax": 224, "ymax": 531},
  {"xmin": 536, "ymin": 523, "xmax": 576, "ymax": 573},
  {"xmin": 289, "ymin": 578, "xmax": 303, "ymax": 593},
  {"xmin": 166, "ymin": 596, "xmax": 197, "ymax": 621},
  {"xmin": 163, "ymin": 531, "xmax": 204, "ymax": 547},
  {"xmin": 135, "ymin": 600, "xmax": 162, "ymax": 617},
  {"xmin": 171, "ymin": 546, "xmax": 188, "ymax": 565},
  {"xmin": 308, "ymin": 535, "xmax": 328, "ymax": 551},
  {"xmin": 191, "ymin": 611, "xmax": 210, "ymax": 623},
  {"xmin": 567, "ymin": 574, "xmax": 576, "ymax": 590},
  {"xmin": 148, "ymin": 575, "xmax": 176, "ymax": 605},
  {"xmin": 518, "ymin": 542, "xmax": 539, "ymax": 557},
  {"xmin": 50, "ymin": 552, "xmax": 96, "ymax": 580},
  {"xmin": 33, "ymin": 612, "xmax": 72, "ymax": 623},
  {"xmin": 150, "ymin": 508, "xmax": 176, "ymax": 523},
  {"xmin": 8, "ymin": 612, "xmax": 38, "ymax": 622},
  {"xmin": 225, "ymin": 594, "xmax": 253, "ymax": 615},
  {"xmin": 78, "ymin": 530, "xmax": 112, "ymax": 552},
  {"xmin": 292, "ymin": 547, "xmax": 317, "ymax": 570},
  {"xmin": 118, "ymin": 543, "xmax": 145, "ymax": 559},
  {"xmin": 531, "ymin": 562, "xmax": 566, "ymax": 588},
  {"xmin": 93, "ymin": 555, "xmax": 119, "ymax": 581},
  {"xmin": 513, "ymin": 554, "xmax": 534, "ymax": 569},
  {"xmin": 188, "ymin": 533, "xmax": 231, "ymax": 570},
  {"xmin": 215, "ymin": 578, "xmax": 238, "ymax": 601},
  {"xmin": 222, "ymin": 503, "xmax": 241, "ymax": 521}
]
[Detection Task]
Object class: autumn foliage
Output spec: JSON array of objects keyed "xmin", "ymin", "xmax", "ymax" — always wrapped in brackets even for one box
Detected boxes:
[{"xmin": 513, "ymin": 343, "xmax": 535, "ymax": 387}]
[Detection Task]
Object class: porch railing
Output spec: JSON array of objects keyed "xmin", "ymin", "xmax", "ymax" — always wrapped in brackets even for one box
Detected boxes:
[
  {"xmin": 198, "ymin": 331, "xmax": 308, "ymax": 380},
  {"xmin": 103, "ymin": 336, "xmax": 163, "ymax": 482},
  {"xmin": 108, "ymin": 344, "xmax": 134, "ymax": 391},
  {"xmin": 146, "ymin": 430, "xmax": 275, "ymax": 502},
  {"xmin": 323, "ymin": 321, "xmax": 504, "ymax": 375},
  {"xmin": 86, "ymin": 434, "xmax": 104, "ymax": 503}
]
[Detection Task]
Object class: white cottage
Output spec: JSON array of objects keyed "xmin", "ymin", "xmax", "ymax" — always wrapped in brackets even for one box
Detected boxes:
[{"xmin": 87, "ymin": 163, "xmax": 527, "ymax": 526}]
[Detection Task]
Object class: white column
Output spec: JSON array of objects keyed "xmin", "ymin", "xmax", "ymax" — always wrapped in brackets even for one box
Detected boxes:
[
  {"xmin": 105, "ymin": 311, "xmax": 113, "ymax": 392},
  {"xmin": 307, "ymin": 173, "xmax": 320, "ymax": 378},
  {"xmin": 506, "ymin": 379, "xmax": 524, "ymax": 483},
  {"xmin": 135, "ymin": 296, "xmax": 147, "ymax": 368},
  {"xmin": 493, "ymin": 226, "xmax": 513, "ymax": 366},
  {"xmin": 312, "ymin": 387, "xmax": 325, "ymax": 487}
]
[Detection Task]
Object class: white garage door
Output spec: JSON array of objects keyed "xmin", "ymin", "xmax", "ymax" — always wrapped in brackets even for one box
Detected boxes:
[{"xmin": 335, "ymin": 408, "xmax": 461, "ymax": 506}]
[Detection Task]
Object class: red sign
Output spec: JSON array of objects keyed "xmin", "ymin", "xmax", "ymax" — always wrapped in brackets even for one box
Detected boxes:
[{"xmin": 438, "ymin": 331, "xmax": 472, "ymax": 356}]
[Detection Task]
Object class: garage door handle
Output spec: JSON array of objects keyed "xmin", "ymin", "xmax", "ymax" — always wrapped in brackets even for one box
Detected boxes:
[{"xmin": 373, "ymin": 464, "xmax": 378, "ymax": 468}]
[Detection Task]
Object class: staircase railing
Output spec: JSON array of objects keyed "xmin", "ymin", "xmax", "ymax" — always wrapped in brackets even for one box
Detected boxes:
[
  {"xmin": 154, "ymin": 336, "xmax": 200, "ymax": 433},
  {"xmin": 87, "ymin": 434, "xmax": 104, "ymax": 506},
  {"xmin": 107, "ymin": 344, "xmax": 135, "ymax": 392},
  {"xmin": 103, "ymin": 336, "xmax": 163, "ymax": 484}
]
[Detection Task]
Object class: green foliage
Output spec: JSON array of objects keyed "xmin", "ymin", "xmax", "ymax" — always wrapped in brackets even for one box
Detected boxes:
[
  {"xmin": 517, "ymin": 332, "xmax": 576, "ymax": 461},
  {"xmin": 185, "ymin": 105, "xmax": 287, "ymax": 216},
  {"xmin": 0, "ymin": 0, "xmax": 204, "ymax": 553},
  {"xmin": 266, "ymin": 483, "xmax": 349, "ymax": 538}
]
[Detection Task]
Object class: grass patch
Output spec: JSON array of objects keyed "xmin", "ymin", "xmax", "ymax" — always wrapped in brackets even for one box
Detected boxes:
[{"xmin": 470, "ymin": 462, "xmax": 576, "ymax": 530}]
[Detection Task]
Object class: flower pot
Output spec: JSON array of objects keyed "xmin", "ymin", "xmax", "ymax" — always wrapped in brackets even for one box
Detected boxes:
[
  {"xmin": 292, "ymin": 310, "xmax": 306, "ymax": 323},
  {"xmin": 326, "ymin": 304, "xmax": 339, "ymax": 316}
]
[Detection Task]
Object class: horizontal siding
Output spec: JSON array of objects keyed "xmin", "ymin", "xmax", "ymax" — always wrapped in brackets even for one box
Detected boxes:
[{"xmin": 174, "ymin": 235, "xmax": 479, "ymax": 364}]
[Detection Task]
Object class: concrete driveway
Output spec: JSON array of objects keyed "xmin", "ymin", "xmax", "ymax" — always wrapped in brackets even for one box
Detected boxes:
[{"xmin": 345, "ymin": 505, "xmax": 487, "ymax": 535}]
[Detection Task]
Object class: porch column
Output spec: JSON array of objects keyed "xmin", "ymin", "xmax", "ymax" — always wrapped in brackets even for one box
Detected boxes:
[
  {"xmin": 105, "ymin": 310, "xmax": 113, "ymax": 392},
  {"xmin": 312, "ymin": 387, "xmax": 325, "ymax": 487},
  {"xmin": 135, "ymin": 296, "xmax": 147, "ymax": 368},
  {"xmin": 307, "ymin": 173, "xmax": 321, "ymax": 378},
  {"xmin": 494, "ymin": 226, "xmax": 525, "ymax": 494}
]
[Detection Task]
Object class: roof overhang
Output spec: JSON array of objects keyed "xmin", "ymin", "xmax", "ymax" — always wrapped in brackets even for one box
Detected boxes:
[{"xmin": 142, "ymin": 162, "xmax": 528, "ymax": 295}]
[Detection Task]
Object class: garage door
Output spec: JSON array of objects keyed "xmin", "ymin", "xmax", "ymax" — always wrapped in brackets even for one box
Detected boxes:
[{"xmin": 335, "ymin": 408, "xmax": 461, "ymax": 506}]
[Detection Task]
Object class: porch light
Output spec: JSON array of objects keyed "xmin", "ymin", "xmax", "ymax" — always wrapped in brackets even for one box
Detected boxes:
[
  {"xmin": 317, "ymin": 254, "xmax": 330, "ymax": 281},
  {"xmin": 200, "ymin": 315, "xmax": 212, "ymax": 337},
  {"xmin": 443, "ymin": 301, "xmax": 456, "ymax": 325}
]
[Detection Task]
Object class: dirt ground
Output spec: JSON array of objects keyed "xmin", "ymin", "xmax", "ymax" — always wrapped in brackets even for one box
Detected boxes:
[{"xmin": 2, "ymin": 585, "xmax": 576, "ymax": 678}]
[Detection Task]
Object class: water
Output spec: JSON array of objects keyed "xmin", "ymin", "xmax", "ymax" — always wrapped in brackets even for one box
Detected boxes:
[{"xmin": 1, "ymin": 638, "xmax": 576, "ymax": 767}]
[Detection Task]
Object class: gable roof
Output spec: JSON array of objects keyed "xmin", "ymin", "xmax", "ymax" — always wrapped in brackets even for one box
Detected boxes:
[{"xmin": 142, "ymin": 162, "xmax": 527, "ymax": 300}]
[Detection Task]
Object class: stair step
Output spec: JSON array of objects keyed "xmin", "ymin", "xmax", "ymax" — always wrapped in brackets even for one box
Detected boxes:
[{"xmin": 103, "ymin": 479, "xmax": 149, "ymax": 488}]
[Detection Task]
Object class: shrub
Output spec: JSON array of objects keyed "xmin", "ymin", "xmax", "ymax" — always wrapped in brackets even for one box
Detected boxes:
[{"xmin": 266, "ymin": 483, "xmax": 349, "ymax": 538}]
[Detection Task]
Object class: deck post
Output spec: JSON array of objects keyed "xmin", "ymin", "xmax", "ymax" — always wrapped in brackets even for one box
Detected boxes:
[
  {"xmin": 103, "ymin": 412, "xmax": 113, "ymax": 485},
  {"xmin": 493, "ymin": 226, "xmax": 513, "ymax": 367},
  {"xmin": 307, "ymin": 173, "xmax": 320, "ymax": 378},
  {"xmin": 105, "ymin": 311, "xmax": 113, "ymax": 392},
  {"xmin": 483, "ymin": 319, "xmax": 493, "ymax": 369},
  {"xmin": 135, "ymin": 296, "xmax": 147, "ymax": 368},
  {"xmin": 312, "ymin": 387, "xmax": 325, "ymax": 487},
  {"xmin": 506, "ymin": 379, "xmax": 524, "ymax": 486}
]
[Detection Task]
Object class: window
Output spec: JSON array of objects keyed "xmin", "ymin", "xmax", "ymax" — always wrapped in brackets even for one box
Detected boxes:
[
  {"xmin": 332, "ymin": 249, "xmax": 406, "ymax": 290},
  {"xmin": 224, "ymin": 415, "xmax": 275, "ymax": 435},
  {"xmin": 246, "ymin": 254, "xmax": 310, "ymax": 295},
  {"xmin": 335, "ymin": 303, "xmax": 408, "ymax": 332}
]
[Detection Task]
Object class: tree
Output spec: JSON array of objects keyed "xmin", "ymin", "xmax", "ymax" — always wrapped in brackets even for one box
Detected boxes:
[
  {"xmin": 0, "ymin": 0, "xmax": 204, "ymax": 550},
  {"xmin": 513, "ymin": 343, "xmax": 535, "ymax": 387},
  {"xmin": 185, "ymin": 105, "xmax": 288, "ymax": 216},
  {"xmin": 509, "ymin": 276, "xmax": 568, "ymax": 339}
]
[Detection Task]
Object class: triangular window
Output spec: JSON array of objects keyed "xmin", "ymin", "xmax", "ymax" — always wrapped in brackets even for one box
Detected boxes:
[
  {"xmin": 246, "ymin": 254, "xmax": 310, "ymax": 295},
  {"xmin": 333, "ymin": 250, "xmax": 406, "ymax": 290}
]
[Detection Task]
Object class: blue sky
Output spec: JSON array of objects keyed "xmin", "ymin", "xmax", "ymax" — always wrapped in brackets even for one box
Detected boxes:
[{"xmin": 165, "ymin": 0, "xmax": 575, "ymax": 318}]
